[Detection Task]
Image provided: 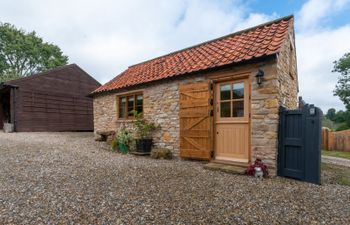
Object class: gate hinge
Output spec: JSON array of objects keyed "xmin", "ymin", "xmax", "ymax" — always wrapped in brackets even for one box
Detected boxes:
[
  {"xmin": 210, "ymin": 150, "xmax": 214, "ymax": 158},
  {"xmin": 210, "ymin": 82, "xmax": 214, "ymax": 91},
  {"xmin": 209, "ymin": 98, "xmax": 213, "ymax": 106}
]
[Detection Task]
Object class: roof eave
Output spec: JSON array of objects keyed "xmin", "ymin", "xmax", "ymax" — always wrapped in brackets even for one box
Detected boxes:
[{"xmin": 90, "ymin": 53, "xmax": 277, "ymax": 97}]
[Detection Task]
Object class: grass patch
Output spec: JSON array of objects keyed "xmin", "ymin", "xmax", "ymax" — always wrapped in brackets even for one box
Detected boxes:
[
  {"xmin": 322, "ymin": 150, "xmax": 350, "ymax": 160},
  {"xmin": 322, "ymin": 163, "xmax": 350, "ymax": 186}
]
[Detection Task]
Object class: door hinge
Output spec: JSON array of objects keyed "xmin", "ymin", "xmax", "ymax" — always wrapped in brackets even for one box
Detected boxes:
[{"xmin": 210, "ymin": 151, "xmax": 214, "ymax": 158}]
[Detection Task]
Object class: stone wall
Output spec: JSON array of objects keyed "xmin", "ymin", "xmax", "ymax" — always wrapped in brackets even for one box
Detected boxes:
[
  {"xmin": 250, "ymin": 24, "xmax": 299, "ymax": 175},
  {"xmin": 276, "ymin": 25, "xmax": 299, "ymax": 109},
  {"xmin": 93, "ymin": 75, "xmax": 206, "ymax": 152},
  {"xmin": 250, "ymin": 60, "xmax": 280, "ymax": 174},
  {"xmin": 93, "ymin": 36, "xmax": 298, "ymax": 176},
  {"xmin": 93, "ymin": 94, "xmax": 117, "ymax": 133}
]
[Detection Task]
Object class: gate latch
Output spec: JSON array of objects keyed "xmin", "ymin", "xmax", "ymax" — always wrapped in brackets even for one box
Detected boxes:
[{"xmin": 309, "ymin": 104, "xmax": 316, "ymax": 116}]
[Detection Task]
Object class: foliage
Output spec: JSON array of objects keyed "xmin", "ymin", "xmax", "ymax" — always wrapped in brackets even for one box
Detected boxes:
[
  {"xmin": 111, "ymin": 138, "xmax": 118, "ymax": 151},
  {"xmin": 333, "ymin": 110, "xmax": 346, "ymax": 123},
  {"xmin": 322, "ymin": 150, "xmax": 350, "ymax": 160},
  {"xmin": 111, "ymin": 128, "xmax": 133, "ymax": 154},
  {"xmin": 322, "ymin": 116, "xmax": 335, "ymax": 130},
  {"xmin": 335, "ymin": 122, "xmax": 350, "ymax": 131},
  {"xmin": 326, "ymin": 108, "xmax": 336, "ymax": 121},
  {"xmin": 247, "ymin": 158, "xmax": 269, "ymax": 178},
  {"xmin": 0, "ymin": 73, "xmax": 21, "ymax": 82},
  {"xmin": 0, "ymin": 22, "xmax": 68, "ymax": 82},
  {"xmin": 333, "ymin": 52, "xmax": 350, "ymax": 110},
  {"xmin": 336, "ymin": 110, "xmax": 350, "ymax": 128},
  {"xmin": 325, "ymin": 108, "xmax": 350, "ymax": 130},
  {"xmin": 131, "ymin": 110, "xmax": 159, "ymax": 139},
  {"xmin": 150, "ymin": 148, "xmax": 173, "ymax": 160},
  {"xmin": 321, "ymin": 163, "xmax": 350, "ymax": 186}
]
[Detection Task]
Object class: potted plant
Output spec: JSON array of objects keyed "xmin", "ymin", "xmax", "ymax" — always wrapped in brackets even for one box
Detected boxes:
[
  {"xmin": 111, "ymin": 128, "xmax": 133, "ymax": 154},
  {"xmin": 131, "ymin": 110, "xmax": 158, "ymax": 153}
]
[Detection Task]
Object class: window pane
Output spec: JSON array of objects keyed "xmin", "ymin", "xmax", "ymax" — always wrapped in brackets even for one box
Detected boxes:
[
  {"xmin": 220, "ymin": 102, "xmax": 231, "ymax": 117},
  {"xmin": 119, "ymin": 97, "xmax": 126, "ymax": 118},
  {"xmin": 232, "ymin": 101, "xmax": 244, "ymax": 117},
  {"xmin": 136, "ymin": 94, "xmax": 143, "ymax": 113},
  {"xmin": 232, "ymin": 82, "xmax": 244, "ymax": 99},
  {"xmin": 220, "ymin": 84, "xmax": 231, "ymax": 100},
  {"xmin": 127, "ymin": 96, "xmax": 134, "ymax": 116}
]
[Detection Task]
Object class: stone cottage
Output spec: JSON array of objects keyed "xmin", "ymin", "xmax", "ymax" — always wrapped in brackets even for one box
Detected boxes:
[{"xmin": 91, "ymin": 15, "xmax": 298, "ymax": 175}]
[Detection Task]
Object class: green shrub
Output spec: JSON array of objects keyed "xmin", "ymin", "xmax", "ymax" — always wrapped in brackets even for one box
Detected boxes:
[
  {"xmin": 130, "ymin": 110, "xmax": 159, "ymax": 139},
  {"xmin": 150, "ymin": 148, "xmax": 173, "ymax": 159},
  {"xmin": 336, "ymin": 123, "xmax": 350, "ymax": 131},
  {"xmin": 322, "ymin": 116, "xmax": 336, "ymax": 130},
  {"xmin": 111, "ymin": 128, "xmax": 133, "ymax": 154}
]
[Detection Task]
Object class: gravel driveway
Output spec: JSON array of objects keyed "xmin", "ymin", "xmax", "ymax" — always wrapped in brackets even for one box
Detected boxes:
[
  {"xmin": 0, "ymin": 132, "xmax": 349, "ymax": 224},
  {"xmin": 322, "ymin": 155, "xmax": 350, "ymax": 167}
]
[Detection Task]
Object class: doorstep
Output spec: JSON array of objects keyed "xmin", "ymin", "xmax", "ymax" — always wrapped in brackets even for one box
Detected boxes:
[{"xmin": 204, "ymin": 162, "xmax": 247, "ymax": 175}]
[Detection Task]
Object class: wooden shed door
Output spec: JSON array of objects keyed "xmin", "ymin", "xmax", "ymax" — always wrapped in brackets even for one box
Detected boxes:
[
  {"xmin": 179, "ymin": 81, "xmax": 212, "ymax": 160},
  {"xmin": 215, "ymin": 79, "xmax": 250, "ymax": 163}
]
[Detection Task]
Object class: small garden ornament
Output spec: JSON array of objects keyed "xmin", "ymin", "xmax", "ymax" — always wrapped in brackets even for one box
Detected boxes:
[
  {"xmin": 247, "ymin": 158, "xmax": 269, "ymax": 178},
  {"xmin": 254, "ymin": 167, "xmax": 264, "ymax": 179}
]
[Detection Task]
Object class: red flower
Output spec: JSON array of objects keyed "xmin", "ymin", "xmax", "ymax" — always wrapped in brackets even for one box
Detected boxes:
[{"xmin": 247, "ymin": 158, "xmax": 269, "ymax": 177}]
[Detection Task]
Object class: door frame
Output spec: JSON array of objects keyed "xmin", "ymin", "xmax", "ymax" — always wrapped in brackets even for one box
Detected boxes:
[{"xmin": 211, "ymin": 73, "xmax": 252, "ymax": 164}]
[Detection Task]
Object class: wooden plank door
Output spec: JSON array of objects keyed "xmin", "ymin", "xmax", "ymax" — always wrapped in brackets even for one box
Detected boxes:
[
  {"xmin": 215, "ymin": 78, "xmax": 250, "ymax": 163},
  {"xmin": 179, "ymin": 81, "xmax": 212, "ymax": 160}
]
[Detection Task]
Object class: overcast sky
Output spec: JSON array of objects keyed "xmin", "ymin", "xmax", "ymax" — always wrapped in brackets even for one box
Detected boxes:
[{"xmin": 1, "ymin": 0, "xmax": 350, "ymax": 111}]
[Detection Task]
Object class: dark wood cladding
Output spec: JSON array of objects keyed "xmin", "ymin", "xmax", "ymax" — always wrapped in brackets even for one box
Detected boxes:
[{"xmin": 5, "ymin": 64, "xmax": 100, "ymax": 132}]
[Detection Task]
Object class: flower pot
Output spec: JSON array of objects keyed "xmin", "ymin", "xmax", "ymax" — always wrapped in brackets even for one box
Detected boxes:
[
  {"xmin": 136, "ymin": 138, "xmax": 153, "ymax": 153},
  {"xmin": 118, "ymin": 143, "xmax": 128, "ymax": 154}
]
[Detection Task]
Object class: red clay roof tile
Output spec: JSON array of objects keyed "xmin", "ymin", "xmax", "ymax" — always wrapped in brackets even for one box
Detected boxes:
[{"xmin": 94, "ymin": 16, "xmax": 293, "ymax": 94}]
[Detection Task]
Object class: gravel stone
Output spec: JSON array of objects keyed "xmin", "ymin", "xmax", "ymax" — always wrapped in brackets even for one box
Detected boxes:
[{"xmin": 0, "ymin": 132, "xmax": 349, "ymax": 224}]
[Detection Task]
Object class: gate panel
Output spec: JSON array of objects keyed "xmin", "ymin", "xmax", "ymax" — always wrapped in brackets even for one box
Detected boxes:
[
  {"xmin": 179, "ymin": 81, "xmax": 212, "ymax": 160},
  {"xmin": 305, "ymin": 107, "xmax": 322, "ymax": 184},
  {"xmin": 279, "ymin": 109, "xmax": 304, "ymax": 180},
  {"xmin": 278, "ymin": 104, "xmax": 322, "ymax": 184}
]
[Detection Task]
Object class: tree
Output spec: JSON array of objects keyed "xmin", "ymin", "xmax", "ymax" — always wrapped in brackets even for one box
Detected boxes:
[
  {"xmin": 0, "ymin": 23, "xmax": 68, "ymax": 82},
  {"xmin": 334, "ymin": 110, "xmax": 346, "ymax": 123},
  {"xmin": 332, "ymin": 110, "xmax": 350, "ymax": 131},
  {"xmin": 333, "ymin": 52, "xmax": 350, "ymax": 110},
  {"xmin": 326, "ymin": 108, "xmax": 336, "ymax": 121},
  {"xmin": 322, "ymin": 116, "xmax": 335, "ymax": 130}
]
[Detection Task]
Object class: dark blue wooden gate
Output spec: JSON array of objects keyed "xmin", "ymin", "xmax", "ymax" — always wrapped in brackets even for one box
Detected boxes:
[{"xmin": 278, "ymin": 104, "xmax": 322, "ymax": 184}]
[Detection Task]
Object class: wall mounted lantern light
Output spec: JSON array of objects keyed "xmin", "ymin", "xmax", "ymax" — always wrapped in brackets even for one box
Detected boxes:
[{"xmin": 255, "ymin": 68, "xmax": 264, "ymax": 86}]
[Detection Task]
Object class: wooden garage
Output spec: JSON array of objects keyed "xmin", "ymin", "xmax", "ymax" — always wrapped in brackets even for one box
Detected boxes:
[{"xmin": 0, "ymin": 64, "xmax": 100, "ymax": 132}]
